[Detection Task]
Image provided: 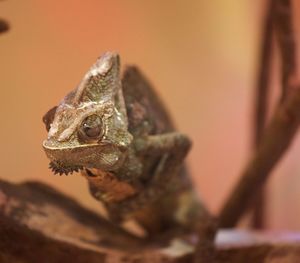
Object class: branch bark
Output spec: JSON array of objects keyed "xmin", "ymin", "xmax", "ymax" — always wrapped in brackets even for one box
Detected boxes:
[
  {"xmin": 2, "ymin": 179, "xmax": 300, "ymax": 263},
  {"xmin": 0, "ymin": 180, "xmax": 144, "ymax": 251}
]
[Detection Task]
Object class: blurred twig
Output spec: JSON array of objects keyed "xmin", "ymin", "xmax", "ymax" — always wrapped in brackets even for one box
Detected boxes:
[
  {"xmin": 219, "ymin": 0, "xmax": 299, "ymax": 228},
  {"xmin": 194, "ymin": 221, "xmax": 217, "ymax": 263},
  {"xmin": 251, "ymin": 0, "xmax": 275, "ymax": 229},
  {"xmin": 254, "ymin": 0, "xmax": 275, "ymax": 153},
  {"xmin": 0, "ymin": 18, "xmax": 9, "ymax": 34},
  {"xmin": 274, "ymin": 0, "xmax": 297, "ymax": 101}
]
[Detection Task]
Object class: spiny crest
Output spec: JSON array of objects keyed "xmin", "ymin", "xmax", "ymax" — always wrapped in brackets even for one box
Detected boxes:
[
  {"xmin": 73, "ymin": 52, "xmax": 121, "ymax": 105},
  {"xmin": 49, "ymin": 161, "xmax": 83, "ymax": 176}
]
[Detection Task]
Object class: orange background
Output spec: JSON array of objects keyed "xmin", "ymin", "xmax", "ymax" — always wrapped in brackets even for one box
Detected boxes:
[{"xmin": 1, "ymin": 0, "xmax": 300, "ymax": 230}]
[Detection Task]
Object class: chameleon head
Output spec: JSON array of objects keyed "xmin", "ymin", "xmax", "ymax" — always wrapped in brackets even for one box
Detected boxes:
[{"xmin": 42, "ymin": 52, "xmax": 133, "ymax": 175}]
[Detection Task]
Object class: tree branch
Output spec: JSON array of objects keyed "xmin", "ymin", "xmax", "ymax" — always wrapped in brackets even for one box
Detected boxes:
[
  {"xmin": 219, "ymin": 0, "xmax": 298, "ymax": 228},
  {"xmin": 0, "ymin": 180, "xmax": 144, "ymax": 251},
  {"xmin": 251, "ymin": 0, "xmax": 275, "ymax": 229},
  {"xmin": 274, "ymin": 0, "xmax": 297, "ymax": 100},
  {"xmin": 254, "ymin": 0, "xmax": 275, "ymax": 148},
  {"xmin": 2, "ymin": 179, "xmax": 300, "ymax": 262},
  {"xmin": 219, "ymin": 86, "xmax": 300, "ymax": 228}
]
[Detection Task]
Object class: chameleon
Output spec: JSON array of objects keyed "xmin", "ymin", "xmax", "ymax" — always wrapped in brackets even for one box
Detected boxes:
[{"xmin": 42, "ymin": 52, "xmax": 215, "ymax": 239}]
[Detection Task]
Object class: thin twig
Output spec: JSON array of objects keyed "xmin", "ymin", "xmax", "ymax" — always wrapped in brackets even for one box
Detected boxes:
[
  {"xmin": 251, "ymin": 0, "xmax": 275, "ymax": 229},
  {"xmin": 254, "ymin": 0, "xmax": 275, "ymax": 147},
  {"xmin": 219, "ymin": 87, "xmax": 300, "ymax": 228},
  {"xmin": 219, "ymin": 0, "xmax": 298, "ymax": 228},
  {"xmin": 193, "ymin": 220, "xmax": 217, "ymax": 263},
  {"xmin": 0, "ymin": 19, "xmax": 9, "ymax": 34},
  {"xmin": 274, "ymin": 0, "xmax": 297, "ymax": 100}
]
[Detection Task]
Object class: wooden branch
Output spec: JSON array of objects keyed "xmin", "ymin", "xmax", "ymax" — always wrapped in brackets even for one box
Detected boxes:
[
  {"xmin": 254, "ymin": 0, "xmax": 275, "ymax": 149},
  {"xmin": 218, "ymin": 0, "xmax": 298, "ymax": 228},
  {"xmin": 194, "ymin": 220, "xmax": 217, "ymax": 263},
  {"xmin": 0, "ymin": 214, "xmax": 106, "ymax": 263},
  {"xmin": 2, "ymin": 179, "xmax": 300, "ymax": 262},
  {"xmin": 274, "ymin": 0, "xmax": 297, "ymax": 100},
  {"xmin": 0, "ymin": 180, "xmax": 144, "ymax": 251},
  {"xmin": 219, "ymin": 86, "xmax": 300, "ymax": 228},
  {"xmin": 251, "ymin": 0, "xmax": 275, "ymax": 229}
]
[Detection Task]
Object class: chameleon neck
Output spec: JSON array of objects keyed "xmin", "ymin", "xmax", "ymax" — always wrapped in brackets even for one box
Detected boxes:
[
  {"xmin": 83, "ymin": 168, "xmax": 180, "ymax": 235},
  {"xmin": 82, "ymin": 168, "xmax": 137, "ymax": 203}
]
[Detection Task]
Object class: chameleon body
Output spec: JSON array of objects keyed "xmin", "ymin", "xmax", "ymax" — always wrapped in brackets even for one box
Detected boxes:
[{"xmin": 42, "ymin": 52, "xmax": 212, "ymax": 236}]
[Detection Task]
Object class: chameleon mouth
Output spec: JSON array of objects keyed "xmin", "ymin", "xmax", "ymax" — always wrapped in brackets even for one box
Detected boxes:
[
  {"xmin": 49, "ymin": 161, "xmax": 83, "ymax": 176},
  {"xmin": 85, "ymin": 169, "xmax": 97, "ymax": 177}
]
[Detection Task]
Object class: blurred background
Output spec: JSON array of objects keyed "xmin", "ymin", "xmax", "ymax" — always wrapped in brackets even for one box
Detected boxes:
[{"xmin": 1, "ymin": 0, "xmax": 300, "ymax": 230}]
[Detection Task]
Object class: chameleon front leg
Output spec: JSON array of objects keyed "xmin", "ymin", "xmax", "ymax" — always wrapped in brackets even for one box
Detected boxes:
[
  {"xmin": 107, "ymin": 133, "xmax": 191, "ymax": 231},
  {"xmin": 132, "ymin": 132, "xmax": 192, "ymax": 205},
  {"xmin": 144, "ymin": 134, "xmax": 217, "ymax": 261},
  {"xmin": 107, "ymin": 132, "xmax": 216, "ymax": 239},
  {"xmin": 143, "ymin": 132, "xmax": 192, "ymax": 180}
]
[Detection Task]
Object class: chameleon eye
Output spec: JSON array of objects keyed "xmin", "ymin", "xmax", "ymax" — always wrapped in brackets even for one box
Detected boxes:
[{"xmin": 78, "ymin": 114, "xmax": 104, "ymax": 142}]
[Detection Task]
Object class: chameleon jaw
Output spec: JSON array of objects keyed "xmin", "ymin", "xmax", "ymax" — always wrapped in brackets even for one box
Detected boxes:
[{"xmin": 49, "ymin": 161, "xmax": 83, "ymax": 176}]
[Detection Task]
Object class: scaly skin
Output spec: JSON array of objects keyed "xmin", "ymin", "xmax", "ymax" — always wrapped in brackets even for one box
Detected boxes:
[{"xmin": 42, "ymin": 52, "xmax": 214, "ymax": 237}]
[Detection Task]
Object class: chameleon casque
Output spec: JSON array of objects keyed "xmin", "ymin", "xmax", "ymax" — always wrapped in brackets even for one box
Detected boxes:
[{"xmin": 42, "ymin": 52, "xmax": 213, "ymax": 237}]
